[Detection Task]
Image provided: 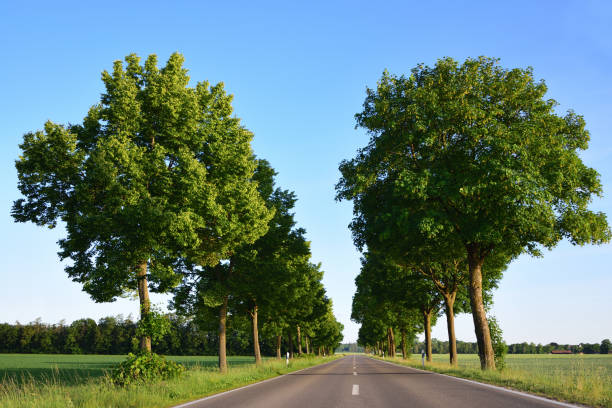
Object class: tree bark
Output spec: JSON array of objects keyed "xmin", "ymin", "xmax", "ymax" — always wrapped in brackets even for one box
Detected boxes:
[
  {"xmin": 467, "ymin": 245, "xmax": 496, "ymax": 370},
  {"xmin": 251, "ymin": 305, "xmax": 262, "ymax": 366},
  {"xmin": 389, "ymin": 327, "xmax": 396, "ymax": 357},
  {"xmin": 297, "ymin": 325, "xmax": 302, "ymax": 355},
  {"xmin": 444, "ymin": 292, "xmax": 458, "ymax": 366},
  {"xmin": 423, "ymin": 310, "xmax": 432, "ymax": 362},
  {"xmin": 305, "ymin": 335, "xmax": 310, "ymax": 354},
  {"xmin": 276, "ymin": 334, "xmax": 282, "ymax": 359},
  {"xmin": 218, "ymin": 294, "xmax": 228, "ymax": 373},
  {"xmin": 136, "ymin": 261, "xmax": 151, "ymax": 353},
  {"xmin": 401, "ymin": 328, "xmax": 407, "ymax": 359}
]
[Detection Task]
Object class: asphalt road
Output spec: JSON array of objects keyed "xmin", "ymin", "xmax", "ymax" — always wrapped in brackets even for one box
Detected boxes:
[{"xmin": 175, "ymin": 355, "xmax": 579, "ymax": 408}]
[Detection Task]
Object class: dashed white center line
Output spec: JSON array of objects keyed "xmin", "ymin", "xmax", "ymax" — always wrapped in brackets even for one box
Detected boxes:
[
  {"xmin": 353, "ymin": 371, "xmax": 357, "ymax": 376},
  {"xmin": 352, "ymin": 384, "xmax": 359, "ymax": 395}
]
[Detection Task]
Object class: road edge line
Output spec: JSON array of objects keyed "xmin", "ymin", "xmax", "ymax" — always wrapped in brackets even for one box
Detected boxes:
[
  {"xmin": 172, "ymin": 356, "xmax": 348, "ymax": 407},
  {"xmin": 370, "ymin": 357, "xmax": 584, "ymax": 408}
]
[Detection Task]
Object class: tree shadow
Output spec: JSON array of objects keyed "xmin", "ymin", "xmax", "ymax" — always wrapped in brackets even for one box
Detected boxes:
[{"xmin": 289, "ymin": 371, "xmax": 433, "ymax": 376}]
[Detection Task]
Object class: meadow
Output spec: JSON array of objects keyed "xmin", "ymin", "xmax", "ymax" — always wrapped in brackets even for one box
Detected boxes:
[
  {"xmin": 0, "ymin": 354, "xmax": 256, "ymax": 384},
  {"xmin": 378, "ymin": 353, "xmax": 612, "ymax": 408},
  {"xmin": 0, "ymin": 353, "xmax": 339, "ymax": 407}
]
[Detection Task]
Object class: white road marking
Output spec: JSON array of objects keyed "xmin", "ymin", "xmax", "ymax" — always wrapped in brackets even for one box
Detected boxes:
[
  {"xmin": 353, "ymin": 371, "xmax": 357, "ymax": 376},
  {"xmin": 352, "ymin": 384, "xmax": 359, "ymax": 395}
]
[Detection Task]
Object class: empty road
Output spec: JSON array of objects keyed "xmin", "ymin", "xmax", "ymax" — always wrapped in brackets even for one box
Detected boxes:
[{"xmin": 175, "ymin": 355, "xmax": 579, "ymax": 408}]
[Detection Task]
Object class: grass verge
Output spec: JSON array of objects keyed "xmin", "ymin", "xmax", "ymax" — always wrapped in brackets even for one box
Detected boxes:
[
  {"xmin": 372, "ymin": 355, "xmax": 611, "ymax": 408},
  {"xmin": 0, "ymin": 354, "xmax": 341, "ymax": 408}
]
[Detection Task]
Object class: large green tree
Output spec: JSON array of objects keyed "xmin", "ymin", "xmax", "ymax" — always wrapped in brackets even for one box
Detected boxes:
[
  {"xmin": 13, "ymin": 53, "xmax": 271, "ymax": 353},
  {"xmin": 337, "ymin": 57, "xmax": 609, "ymax": 369}
]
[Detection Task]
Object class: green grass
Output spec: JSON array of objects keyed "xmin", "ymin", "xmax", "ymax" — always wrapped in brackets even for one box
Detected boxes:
[
  {"xmin": 0, "ymin": 354, "xmax": 341, "ymax": 407},
  {"xmin": 375, "ymin": 354, "xmax": 612, "ymax": 407},
  {"xmin": 0, "ymin": 354, "xmax": 258, "ymax": 385}
]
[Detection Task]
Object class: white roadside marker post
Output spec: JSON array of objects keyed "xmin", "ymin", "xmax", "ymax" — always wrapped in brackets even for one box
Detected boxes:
[
  {"xmin": 286, "ymin": 351, "xmax": 289, "ymax": 367},
  {"xmin": 421, "ymin": 350, "xmax": 425, "ymax": 367}
]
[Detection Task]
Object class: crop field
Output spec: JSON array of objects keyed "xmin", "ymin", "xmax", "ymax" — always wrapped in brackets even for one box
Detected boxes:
[
  {"xmin": 0, "ymin": 354, "xmax": 258, "ymax": 385},
  {"xmin": 382, "ymin": 353, "xmax": 612, "ymax": 407}
]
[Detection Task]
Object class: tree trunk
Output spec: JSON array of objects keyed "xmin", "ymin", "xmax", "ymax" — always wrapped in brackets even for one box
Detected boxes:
[
  {"xmin": 218, "ymin": 295, "xmax": 228, "ymax": 373},
  {"xmin": 251, "ymin": 305, "xmax": 262, "ymax": 366},
  {"xmin": 276, "ymin": 335, "xmax": 282, "ymax": 359},
  {"xmin": 288, "ymin": 330, "xmax": 294, "ymax": 358},
  {"xmin": 136, "ymin": 261, "xmax": 151, "ymax": 353},
  {"xmin": 297, "ymin": 325, "xmax": 302, "ymax": 355},
  {"xmin": 444, "ymin": 293, "xmax": 458, "ymax": 366},
  {"xmin": 401, "ymin": 328, "xmax": 407, "ymax": 359},
  {"xmin": 423, "ymin": 309, "xmax": 432, "ymax": 362},
  {"xmin": 389, "ymin": 327, "xmax": 396, "ymax": 357},
  {"xmin": 467, "ymin": 246, "xmax": 496, "ymax": 370},
  {"xmin": 306, "ymin": 335, "xmax": 310, "ymax": 354}
]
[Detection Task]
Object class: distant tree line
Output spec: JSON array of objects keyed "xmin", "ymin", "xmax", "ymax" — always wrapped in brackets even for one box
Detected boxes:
[
  {"xmin": 335, "ymin": 343, "xmax": 365, "ymax": 353},
  {"xmin": 506, "ymin": 340, "xmax": 611, "ymax": 355},
  {"xmin": 387, "ymin": 338, "xmax": 612, "ymax": 355},
  {"xmin": 0, "ymin": 314, "xmax": 342, "ymax": 356}
]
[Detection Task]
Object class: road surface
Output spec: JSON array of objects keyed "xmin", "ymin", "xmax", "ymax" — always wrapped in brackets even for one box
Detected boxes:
[{"xmin": 175, "ymin": 355, "xmax": 579, "ymax": 408}]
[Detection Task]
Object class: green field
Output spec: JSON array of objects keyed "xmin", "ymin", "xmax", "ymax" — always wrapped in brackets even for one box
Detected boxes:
[
  {"xmin": 0, "ymin": 354, "xmax": 340, "ymax": 408},
  {"xmin": 380, "ymin": 353, "xmax": 612, "ymax": 407},
  {"xmin": 0, "ymin": 354, "xmax": 258, "ymax": 385},
  {"xmin": 430, "ymin": 353, "xmax": 612, "ymax": 375}
]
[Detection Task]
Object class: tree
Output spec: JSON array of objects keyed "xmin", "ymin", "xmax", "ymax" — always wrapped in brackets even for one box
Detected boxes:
[
  {"xmin": 337, "ymin": 57, "xmax": 609, "ymax": 369},
  {"xmin": 601, "ymin": 339, "xmax": 611, "ymax": 354},
  {"xmin": 13, "ymin": 53, "xmax": 271, "ymax": 353},
  {"xmin": 351, "ymin": 253, "xmax": 433, "ymax": 360},
  {"xmin": 231, "ymin": 159, "xmax": 310, "ymax": 365}
]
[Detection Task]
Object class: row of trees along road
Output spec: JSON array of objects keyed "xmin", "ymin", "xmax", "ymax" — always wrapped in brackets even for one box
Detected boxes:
[
  {"xmin": 337, "ymin": 57, "xmax": 610, "ymax": 370},
  {"xmin": 12, "ymin": 53, "xmax": 343, "ymax": 372}
]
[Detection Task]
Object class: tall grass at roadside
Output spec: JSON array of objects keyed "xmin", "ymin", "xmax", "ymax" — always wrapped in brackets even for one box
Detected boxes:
[
  {"xmin": 0, "ymin": 355, "xmax": 341, "ymax": 408},
  {"xmin": 374, "ymin": 354, "xmax": 611, "ymax": 408}
]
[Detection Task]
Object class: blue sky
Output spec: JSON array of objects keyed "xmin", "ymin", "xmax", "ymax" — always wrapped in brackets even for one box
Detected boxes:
[{"xmin": 1, "ymin": 0, "xmax": 611, "ymax": 344}]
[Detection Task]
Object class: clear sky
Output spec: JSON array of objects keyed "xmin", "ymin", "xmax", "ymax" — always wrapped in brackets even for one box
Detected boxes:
[{"xmin": 1, "ymin": 0, "xmax": 611, "ymax": 345}]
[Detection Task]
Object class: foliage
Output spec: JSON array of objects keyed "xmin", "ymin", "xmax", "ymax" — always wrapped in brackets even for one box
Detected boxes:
[
  {"xmin": 487, "ymin": 315, "xmax": 507, "ymax": 370},
  {"xmin": 110, "ymin": 352, "xmax": 185, "ymax": 386},
  {"xmin": 601, "ymin": 339, "xmax": 611, "ymax": 355},
  {"xmin": 135, "ymin": 305, "xmax": 171, "ymax": 345},
  {"xmin": 337, "ymin": 56, "xmax": 610, "ymax": 369},
  {"xmin": 12, "ymin": 52, "xmax": 273, "ymax": 352}
]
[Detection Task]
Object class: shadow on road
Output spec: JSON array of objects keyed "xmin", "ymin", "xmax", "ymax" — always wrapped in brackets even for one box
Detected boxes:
[{"xmin": 289, "ymin": 372, "xmax": 433, "ymax": 376}]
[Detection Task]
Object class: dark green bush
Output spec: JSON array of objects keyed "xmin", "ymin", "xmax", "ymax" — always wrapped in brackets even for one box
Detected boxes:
[{"xmin": 110, "ymin": 352, "xmax": 185, "ymax": 386}]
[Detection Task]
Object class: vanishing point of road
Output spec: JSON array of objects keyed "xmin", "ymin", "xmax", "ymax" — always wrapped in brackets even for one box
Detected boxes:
[{"xmin": 175, "ymin": 355, "xmax": 579, "ymax": 408}]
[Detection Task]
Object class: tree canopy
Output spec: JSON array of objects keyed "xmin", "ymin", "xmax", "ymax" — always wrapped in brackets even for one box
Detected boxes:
[
  {"xmin": 338, "ymin": 56, "xmax": 609, "ymax": 369},
  {"xmin": 13, "ymin": 52, "xmax": 273, "ymax": 352}
]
